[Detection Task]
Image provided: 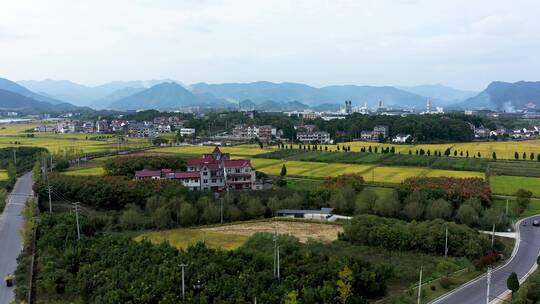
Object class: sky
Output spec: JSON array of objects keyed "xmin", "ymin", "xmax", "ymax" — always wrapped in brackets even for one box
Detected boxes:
[{"xmin": 1, "ymin": 0, "xmax": 539, "ymax": 91}]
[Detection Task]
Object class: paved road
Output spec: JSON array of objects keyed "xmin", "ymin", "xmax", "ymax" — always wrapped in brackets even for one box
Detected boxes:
[
  {"xmin": 0, "ymin": 173, "xmax": 33, "ymax": 304},
  {"xmin": 432, "ymin": 215, "xmax": 540, "ymax": 304}
]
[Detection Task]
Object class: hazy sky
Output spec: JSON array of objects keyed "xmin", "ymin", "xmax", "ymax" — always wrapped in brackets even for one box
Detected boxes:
[{"xmin": 1, "ymin": 0, "xmax": 539, "ymax": 90}]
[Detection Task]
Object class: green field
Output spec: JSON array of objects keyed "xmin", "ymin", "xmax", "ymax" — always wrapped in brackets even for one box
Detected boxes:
[
  {"xmin": 490, "ymin": 176, "xmax": 540, "ymax": 197},
  {"xmin": 63, "ymin": 166, "xmax": 106, "ymax": 176},
  {"xmin": 151, "ymin": 144, "xmax": 276, "ymax": 158},
  {"xmin": 493, "ymin": 197, "xmax": 540, "ymax": 219}
]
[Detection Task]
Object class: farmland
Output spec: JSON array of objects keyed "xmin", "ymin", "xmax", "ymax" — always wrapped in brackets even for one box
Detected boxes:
[
  {"xmin": 0, "ymin": 122, "xmax": 150, "ymax": 154},
  {"xmin": 135, "ymin": 220, "xmax": 343, "ymax": 250},
  {"xmin": 319, "ymin": 140, "xmax": 540, "ymax": 160},
  {"xmin": 0, "ymin": 170, "xmax": 7, "ymax": 181},
  {"xmin": 490, "ymin": 176, "xmax": 540, "ymax": 197}
]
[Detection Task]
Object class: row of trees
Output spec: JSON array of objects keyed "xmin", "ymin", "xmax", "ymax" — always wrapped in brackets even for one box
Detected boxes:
[
  {"xmin": 103, "ymin": 155, "xmax": 187, "ymax": 177},
  {"xmin": 342, "ymin": 214, "xmax": 498, "ymax": 258},
  {"xmin": 34, "ymin": 213, "xmax": 390, "ymax": 303}
]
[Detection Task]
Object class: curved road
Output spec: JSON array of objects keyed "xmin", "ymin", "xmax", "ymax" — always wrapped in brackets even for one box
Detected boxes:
[
  {"xmin": 0, "ymin": 173, "xmax": 33, "ymax": 304},
  {"xmin": 432, "ymin": 215, "xmax": 540, "ymax": 304}
]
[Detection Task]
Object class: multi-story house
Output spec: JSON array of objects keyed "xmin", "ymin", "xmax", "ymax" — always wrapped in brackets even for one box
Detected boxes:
[
  {"xmin": 110, "ymin": 120, "xmax": 129, "ymax": 133},
  {"xmin": 257, "ymin": 125, "xmax": 276, "ymax": 142},
  {"xmin": 128, "ymin": 122, "xmax": 155, "ymax": 138},
  {"xmin": 96, "ymin": 120, "xmax": 111, "ymax": 133},
  {"xmin": 373, "ymin": 125, "xmax": 389, "ymax": 139},
  {"xmin": 134, "ymin": 147, "xmax": 261, "ymax": 192},
  {"xmin": 296, "ymin": 131, "xmax": 331, "ymax": 143},
  {"xmin": 82, "ymin": 121, "xmax": 95, "ymax": 133}
]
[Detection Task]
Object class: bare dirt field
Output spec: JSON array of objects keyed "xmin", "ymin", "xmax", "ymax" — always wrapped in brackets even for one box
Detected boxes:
[{"xmin": 202, "ymin": 220, "xmax": 343, "ymax": 243}]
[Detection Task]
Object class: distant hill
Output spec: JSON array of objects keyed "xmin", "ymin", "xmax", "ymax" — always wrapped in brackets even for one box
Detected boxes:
[
  {"xmin": 0, "ymin": 89, "xmax": 81, "ymax": 113},
  {"xmin": 0, "ymin": 78, "xmax": 65, "ymax": 105},
  {"xmin": 464, "ymin": 81, "xmax": 540, "ymax": 111},
  {"xmin": 397, "ymin": 84, "xmax": 477, "ymax": 104},
  {"xmin": 108, "ymin": 82, "xmax": 235, "ymax": 110},
  {"xmin": 190, "ymin": 81, "xmax": 429, "ymax": 108},
  {"xmin": 18, "ymin": 79, "xmax": 179, "ymax": 106},
  {"xmin": 91, "ymin": 87, "xmax": 146, "ymax": 109}
]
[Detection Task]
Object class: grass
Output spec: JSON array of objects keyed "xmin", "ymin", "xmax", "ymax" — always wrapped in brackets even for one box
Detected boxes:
[
  {"xmin": 490, "ymin": 176, "xmax": 540, "ymax": 197},
  {"xmin": 135, "ymin": 229, "xmax": 248, "ymax": 250},
  {"xmin": 0, "ymin": 170, "xmax": 7, "ymax": 181},
  {"xmin": 63, "ymin": 167, "xmax": 106, "ymax": 176},
  {"xmin": 493, "ymin": 197, "xmax": 540, "ymax": 219},
  {"xmin": 286, "ymin": 178, "xmax": 324, "ymax": 191}
]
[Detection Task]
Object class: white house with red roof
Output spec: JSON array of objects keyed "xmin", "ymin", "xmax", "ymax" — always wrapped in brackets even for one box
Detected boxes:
[{"xmin": 135, "ymin": 146, "xmax": 259, "ymax": 192}]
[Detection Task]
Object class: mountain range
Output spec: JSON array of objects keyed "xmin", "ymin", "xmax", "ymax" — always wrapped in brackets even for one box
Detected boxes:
[{"xmin": 1, "ymin": 76, "xmax": 540, "ymax": 113}]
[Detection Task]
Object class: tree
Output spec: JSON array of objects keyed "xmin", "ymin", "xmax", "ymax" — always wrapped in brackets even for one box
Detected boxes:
[
  {"xmin": 507, "ymin": 272, "xmax": 520, "ymax": 297},
  {"xmin": 355, "ymin": 189, "xmax": 378, "ymax": 214},
  {"xmin": 455, "ymin": 204, "xmax": 478, "ymax": 226},
  {"xmin": 284, "ymin": 290, "xmax": 299, "ymax": 304},
  {"xmin": 178, "ymin": 203, "xmax": 197, "ymax": 226},
  {"xmin": 515, "ymin": 152, "xmax": 519, "ymax": 160},
  {"xmin": 280, "ymin": 164, "xmax": 287, "ymax": 177},
  {"xmin": 337, "ymin": 266, "xmax": 353, "ymax": 304},
  {"xmin": 515, "ymin": 189, "xmax": 533, "ymax": 214},
  {"xmin": 7, "ymin": 160, "xmax": 17, "ymax": 185},
  {"xmin": 425, "ymin": 199, "xmax": 452, "ymax": 220},
  {"xmin": 492, "ymin": 152, "xmax": 497, "ymax": 160},
  {"xmin": 444, "ymin": 148, "xmax": 451, "ymax": 156},
  {"xmin": 523, "ymin": 152, "xmax": 527, "ymax": 160},
  {"xmin": 531, "ymin": 152, "xmax": 535, "ymax": 161},
  {"xmin": 120, "ymin": 204, "xmax": 145, "ymax": 230},
  {"xmin": 437, "ymin": 260, "xmax": 457, "ymax": 278},
  {"xmin": 404, "ymin": 201, "xmax": 424, "ymax": 220}
]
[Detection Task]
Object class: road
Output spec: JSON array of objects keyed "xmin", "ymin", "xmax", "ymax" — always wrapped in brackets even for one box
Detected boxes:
[
  {"xmin": 432, "ymin": 215, "xmax": 540, "ymax": 304},
  {"xmin": 0, "ymin": 173, "xmax": 33, "ymax": 304}
]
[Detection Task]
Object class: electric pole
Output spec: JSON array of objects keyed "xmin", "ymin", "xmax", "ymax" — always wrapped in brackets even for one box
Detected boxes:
[
  {"xmin": 491, "ymin": 224, "xmax": 495, "ymax": 249},
  {"xmin": 48, "ymin": 185, "xmax": 52, "ymax": 213},
  {"xmin": 273, "ymin": 232, "xmax": 280, "ymax": 280},
  {"xmin": 417, "ymin": 266, "xmax": 423, "ymax": 304},
  {"xmin": 180, "ymin": 263, "xmax": 188, "ymax": 299},
  {"xmin": 486, "ymin": 267, "xmax": 491, "ymax": 304},
  {"xmin": 444, "ymin": 227, "xmax": 448, "ymax": 258},
  {"xmin": 13, "ymin": 149, "xmax": 16, "ymax": 165},
  {"xmin": 73, "ymin": 202, "xmax": 81, "ymax": 241},
  {"xmin": 220, "ymin": 198, "xmax": 224, "ymax": 224},
  {"xmin": 506, "ymin": 199, "xmax": 509, "ymax": 216}
]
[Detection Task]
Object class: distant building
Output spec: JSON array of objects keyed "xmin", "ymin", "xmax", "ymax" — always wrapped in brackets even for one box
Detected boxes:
[
  {"xmin": 474, "ymin": 125, "xmax": 490, "ymax": 138},
  {"xmin": 344, "ymin": 100, "xmax": 352, "ymax": 115},
  {"xmin": 392, "ymin": 134, "xmax": 412, "ymax": 143},
  {"xmin": 360, "ymin": 131, "xmax": 374, "ymax": 141},
  {"xmin": 296, "ymin": 131, "xmax": 331, "ymax": 144},
  {"xmin": 373, "ymin": 125, "xmax": 389, "ymax": 139},
  {"xmin": 180, "ymin": 128, "xmax": 196, "ymax": 137}
]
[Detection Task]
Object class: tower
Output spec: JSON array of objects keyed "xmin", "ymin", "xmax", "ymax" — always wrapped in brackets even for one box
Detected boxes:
[
  {"xmin": 345, "ymin": 100, "xmax": 352, "ymax": 114},
  {"xmin": 426, "ymin": 99, "xmax": 432, "ymax": 113}
]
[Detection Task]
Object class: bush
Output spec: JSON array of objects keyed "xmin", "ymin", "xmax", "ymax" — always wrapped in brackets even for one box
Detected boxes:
[
  {"xmin": 440, "ymin": 277, "xmax": 452, "ymax": 289},
  {"xmin": 103, "ymin": 155, "xmax": 186, "ymax": 177}
]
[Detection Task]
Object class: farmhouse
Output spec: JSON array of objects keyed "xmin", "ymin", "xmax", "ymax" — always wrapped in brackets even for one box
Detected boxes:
[
  {"xmin": 135, "ymin": 146, "xmax": 262, "ymax": 192},
  {"xmin": 276, "ymin": 208, "xmax": 335, "ymax": 220}
]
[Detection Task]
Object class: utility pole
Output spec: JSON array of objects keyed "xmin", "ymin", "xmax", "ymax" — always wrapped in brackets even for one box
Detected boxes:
[
  {"xmin": 506, "ymin": 199, "xmax": 509, "ymax": 216},
  {"xmin": 491, "ymin": 224, "xmax": 495, "ymax": 249},
  {"xmin": 13, "ymin": 149, "xmax": 16, "ymax": 165},
  {"xmin": 73, "ymin": 202, "xmax": 81, "ymax": 241},
  {"xmin": 486, "ymin": 267, "xmax": 491, "ymax": 304},
  {"xmin": 220, "ymin": 198, "xmax": 224, "ymax": 224},
  {"xmin": 48, "ymin": 185, "xmax": 52, "ymax": 213},
  {"xmin": 273, "ymin": 232, "xmax": 280, "ymax": 280},
  {"xmin": 444, "ymin": 227, "xmax": 448, "ymax": 258},
  {"xmin": 417, "ymin": 267, "xmax": 423, "ymax": 304},
  {"xmin": 180, "ymin": 263, "xmax": 188, "ymax": 299},
  {"xmin": 277, "ymin": 242, "xmax": 280, "ymax": 280}
]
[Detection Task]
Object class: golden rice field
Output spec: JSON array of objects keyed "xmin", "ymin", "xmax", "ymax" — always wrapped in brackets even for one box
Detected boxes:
[
  {"xmin": 151, "ymin": 144, "xmax": 277, "ymax": 158},
  {"xmin": 321, "ymin": 140, "xmax": 540, "ymax": 160},
  {"xmin": 250, "ymin": 158, "xmax": 483, "ymax": 183},
  {"xmin": 63, "ymin": 167, "xmax": 106, "ymax": 176}
]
